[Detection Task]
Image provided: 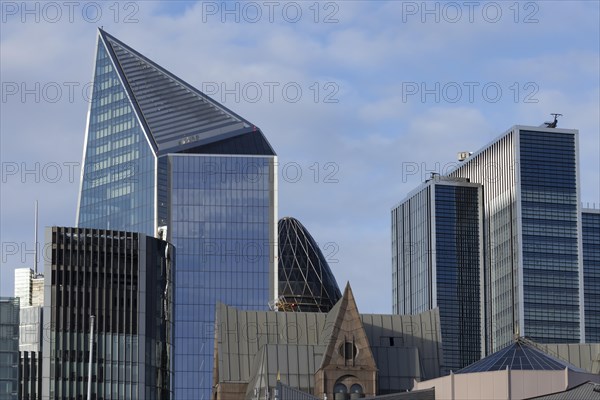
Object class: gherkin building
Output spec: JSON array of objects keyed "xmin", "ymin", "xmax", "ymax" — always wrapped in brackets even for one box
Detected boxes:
[{"xmin": 278, "ymin": 217, "xmax": 342, "ymax": 312}]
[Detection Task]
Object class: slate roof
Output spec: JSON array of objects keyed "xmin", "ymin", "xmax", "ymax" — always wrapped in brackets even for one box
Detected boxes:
[
  {"xmin": 215, "ymin": 284, "xmax": 445, "ymax": 397},
  {"xmin": 363, "ymin": 388, "xmax": 435, "ymax": 400},
  {"xmin": 524, "ymin": 381, "xmax": 600, "ymax": 400}
]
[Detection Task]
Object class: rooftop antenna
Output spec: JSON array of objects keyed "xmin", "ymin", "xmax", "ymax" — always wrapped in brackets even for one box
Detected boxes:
[
  {"xmin": 543, "ymin": 113, "xmax": 562, "ymax": 128},
  {"xmin": 34, "ymin": 200, "xmax": 38, "ymax": 275}
]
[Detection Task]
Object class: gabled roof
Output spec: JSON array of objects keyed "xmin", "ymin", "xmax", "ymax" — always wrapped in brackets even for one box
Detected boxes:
[
  {"xmin": 214, "ymin": 283, "xmax": 445, "ymax": 394},
  {"xmin": 318, "ymin": 283, "xmax": 376, "ymax": 370},
  {"xmin": 457, "ymin": 339, "xmax": 586, "ymax": 374},
  {"xmin": 98, "ymin": 29, "xmax": 275, "ymax": 156}
]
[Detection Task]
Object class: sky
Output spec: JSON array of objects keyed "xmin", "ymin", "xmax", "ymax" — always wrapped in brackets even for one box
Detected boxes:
[{"xmin": 1, "ymin": 1, "xmax": 599, "ymax": 313}]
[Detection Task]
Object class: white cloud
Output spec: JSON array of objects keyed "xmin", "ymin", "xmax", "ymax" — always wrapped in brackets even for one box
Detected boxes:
[{"xmin": 1, "ymin": 1, "xmax": 598, "ymax": 314}]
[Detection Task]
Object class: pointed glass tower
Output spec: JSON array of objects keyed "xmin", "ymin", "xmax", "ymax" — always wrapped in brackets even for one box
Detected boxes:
[
  {"xmin": 278, "ymin": 217, "xmax": 341, "ymax": 312},
  {"xmin": 77, "ymin": 29, "xmax": 278, "ymax": 400}
]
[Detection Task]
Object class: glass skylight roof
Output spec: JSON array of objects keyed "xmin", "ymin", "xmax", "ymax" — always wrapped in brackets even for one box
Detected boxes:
[{"xmin": 456, "ymin": 340, "xmax": 584, "ymax": 374}]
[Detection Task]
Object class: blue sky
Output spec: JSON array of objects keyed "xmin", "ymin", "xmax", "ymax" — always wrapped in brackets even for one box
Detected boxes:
[{"xmin": 1, "ymin": 1, "xmax": 599, "ymax": 313}]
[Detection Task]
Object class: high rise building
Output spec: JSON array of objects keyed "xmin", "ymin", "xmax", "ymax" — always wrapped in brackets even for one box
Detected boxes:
[
  {"xmin": 30, "ymin": 277, "xmax": 43, "ymax": 308},
  {"xmin": 582, "ymin": 209, "xmax": 600, "ymax": 343},
  {"xmin": 392, "ymin": 175, "xmax": 483, "ymax": 371},
  {"xmin": 447, "ymin": 125, "xmax": 583, "ymax": 352},
  {"xmin": 13, "ymin": 269, "xmax": 44, "ymax": 400},
  {"xmin": 14, "ymin": 269, "xmax": 45, "ymax": 400},
  {"xmin": 41, "ymin": 227, "xmax": 174, "ymax": 400},
  {"xmin": 14, "ymin": 268, "xmax": 44, "ymax": 308},
  {"xmin": 393, "ymin": 125, "xmax": 587, "ymax": 359},
  {"xmin": 14, "ymin": 268, "xmax": 33, "ymax": 307},
  {"xmin": 0, "ymin": 297, "xmax": 20, "ymax": 400},
  {"xmin": 276, "ymin": 217, "xmax": 342, "ymax": 312},
  {"xmin": 75, "ymin": 29, "xmax": 277, "ymax": 399}
]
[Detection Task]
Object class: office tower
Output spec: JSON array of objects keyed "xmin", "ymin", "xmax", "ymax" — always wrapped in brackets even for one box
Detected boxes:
[
  {"xmin": 41, "ymin": 227, "xmax": 174, "ymax": 400},
  {"xmin": 0, "ymin": 297, "xmax": 20, "ymax": 400},
  {"xmin": 447, "ymin": 125, "xmax": 583, "ymax": 352},
  {"xmin": 75, "ymin": 30, "xmax": 277, "ymax": 399},
  {"xmin": 582, "ymin": 209, "xmax": 600, "ymax": 342},
  {"xmin": 14, "ymin": 269, "xmax": 44, "ymax": 400},
  {"xmin": 30, "ymin": 277, "xmax": 44, "ymax": 308},
  {"xmin": 276, "ymin": 217, "xmax": 342, "ymax": 312},
  {"xmin": 19, "ymin": 350, "xmax": 42, "ymax": 400},
  {"xmin": 19, "ymin": 305, "xmax": 43, "ymax": 400},
  {"xmin": 14, "ymin": 268, "xmax": 44, "ymax": 308},
  {"xmin": 392, "ymin": 175, "xmax": 482, "ymax": 371},
  {"xmin": 14, "ymin": 268, "xmax": 33, "ymax": 307}
]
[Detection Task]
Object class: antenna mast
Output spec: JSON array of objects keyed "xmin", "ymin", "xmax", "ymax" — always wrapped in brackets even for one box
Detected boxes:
[{"xmin": 34, "ymin": 200, "xmax": 38, "ymax": 275}]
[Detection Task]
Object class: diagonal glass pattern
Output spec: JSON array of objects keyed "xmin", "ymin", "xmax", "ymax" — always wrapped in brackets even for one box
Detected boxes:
[
  {"xmin": 278, "ymin": 217, "xmax": 341, "ymax": 312},
  {"xmin": 457, "ymin": 340, "xmax": 584, "ymax": 374}
]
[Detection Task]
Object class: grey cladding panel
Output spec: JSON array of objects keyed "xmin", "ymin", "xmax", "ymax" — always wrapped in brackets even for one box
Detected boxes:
[{"xmin": 99, "ymin": 30, "xmax": 278, "ymax": 155}]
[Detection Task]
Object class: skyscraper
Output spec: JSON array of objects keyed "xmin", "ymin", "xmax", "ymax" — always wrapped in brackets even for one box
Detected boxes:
[
  {"xmin": 76, "ymin": 30, "xmax": 277, "ymax": 399},
  {"xmin": 277, "ymin": 217, "xmax": 342, "ymax": 312},
  {"xmin": 447, "ymin": 125, "xmax": 583, "ymax": 352},
  {"xmin": 582, "ymin": 209, "xmax": 600, "ymax": 343},
  {"xmin": 14, "ymin": 268, "xmax": 34, "ymax": 307},
  {"xmin": 41, "ymin": 227, "xmax": 174, "ymax": 400},
  {"xmin": 392, "ymin": 175, "xmax": 483, "ymax": 371},
  {"xmin": 13, "ymin": 269, "xmax": 44, "ymax": 400}
]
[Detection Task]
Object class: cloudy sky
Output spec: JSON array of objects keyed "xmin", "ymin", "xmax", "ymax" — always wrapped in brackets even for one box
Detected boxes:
[{"xmin": 1, "ymin": 1, "xmax": 599, "ymax": 313}]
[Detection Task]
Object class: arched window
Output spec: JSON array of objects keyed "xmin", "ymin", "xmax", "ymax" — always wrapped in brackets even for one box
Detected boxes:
[
  {"xmin": 350, "ymin": 384, "xmax": 363, "ymax": 394},
  {"xmin": 334, "ymin": 383, "xmax": 348, "ymax": 394}
]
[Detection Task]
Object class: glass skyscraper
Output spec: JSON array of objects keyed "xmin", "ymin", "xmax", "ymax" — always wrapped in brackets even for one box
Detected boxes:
[
  {"xmin": 76, "ymin": 29, "xmax": 277, "ymax": 399},
  {"xmin": 392, "ymin": 176, "xmax": 483, "ymax": 372},
  {"xmin": 447, "ymin": 125, "xmax": 583, "ymax": 353},
  {"xmin": 582, "ymin": 209, "xmax": 600, "ymax": 343},
  {"xmin": 277, "ymin": 217, "xmax": 342, "ymax": 312}
]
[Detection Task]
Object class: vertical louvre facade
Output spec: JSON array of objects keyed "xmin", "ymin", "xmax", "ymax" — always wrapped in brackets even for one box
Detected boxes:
[
  {"xmin": 392, "ymin": 177, "xmax": 482, "ymax": 372},
  {"xmin": 0, "ymin": 297, "xmax": 20, "ymax": 400},
  {"xmin": 19, "ymin": 352, "xmax": 42, "ymax": 400},
  {"xmin": 76, "ymin": 30, "xmax": 278, "ymax": 400},
  {"xmin": 448, "ymin": 126, "xmax": 583, "ymax": 352},
  {"xmin": 582, "ymin": 210, "xmax": 600, "ymax": 342},
  {"xmin": 41, "ymin": 227, "xmax": 173, "ymax": 400}
]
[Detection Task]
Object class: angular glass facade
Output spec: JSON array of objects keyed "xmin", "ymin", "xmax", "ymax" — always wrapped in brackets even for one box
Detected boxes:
[
  {"xmin": 582, "ymin": 210, "xmax": 600, "ymax": 342},
  {"xmin": 448, "ymin": 126, "xmax": 583, "ymax": 352},
  {"xmin": 278, "ymin": 217, "xmax": 342, "ymax": 312},
  {"xmin": 77, "ymin": 40, "xmax": 156, "ymax": 235},
  {"xmin": 76, "ymin": 30, "xmax": 278, "ymax": 400},
  {"xmin": 41, "ymin": 227, "xmax": 173, "ymax": 400},
  {"xmin": 392, "ymin": 177, "xmax": 482, "ymax": 372},
  {"xmin": 0, "ymin": 297, "xmax": 20, "ymax": 400}
]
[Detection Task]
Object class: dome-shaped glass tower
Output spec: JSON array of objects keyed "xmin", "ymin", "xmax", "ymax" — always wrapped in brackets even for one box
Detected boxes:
[{"xmin": 277, "ymin": 217, "xmax": 342, "ymax": 312}]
